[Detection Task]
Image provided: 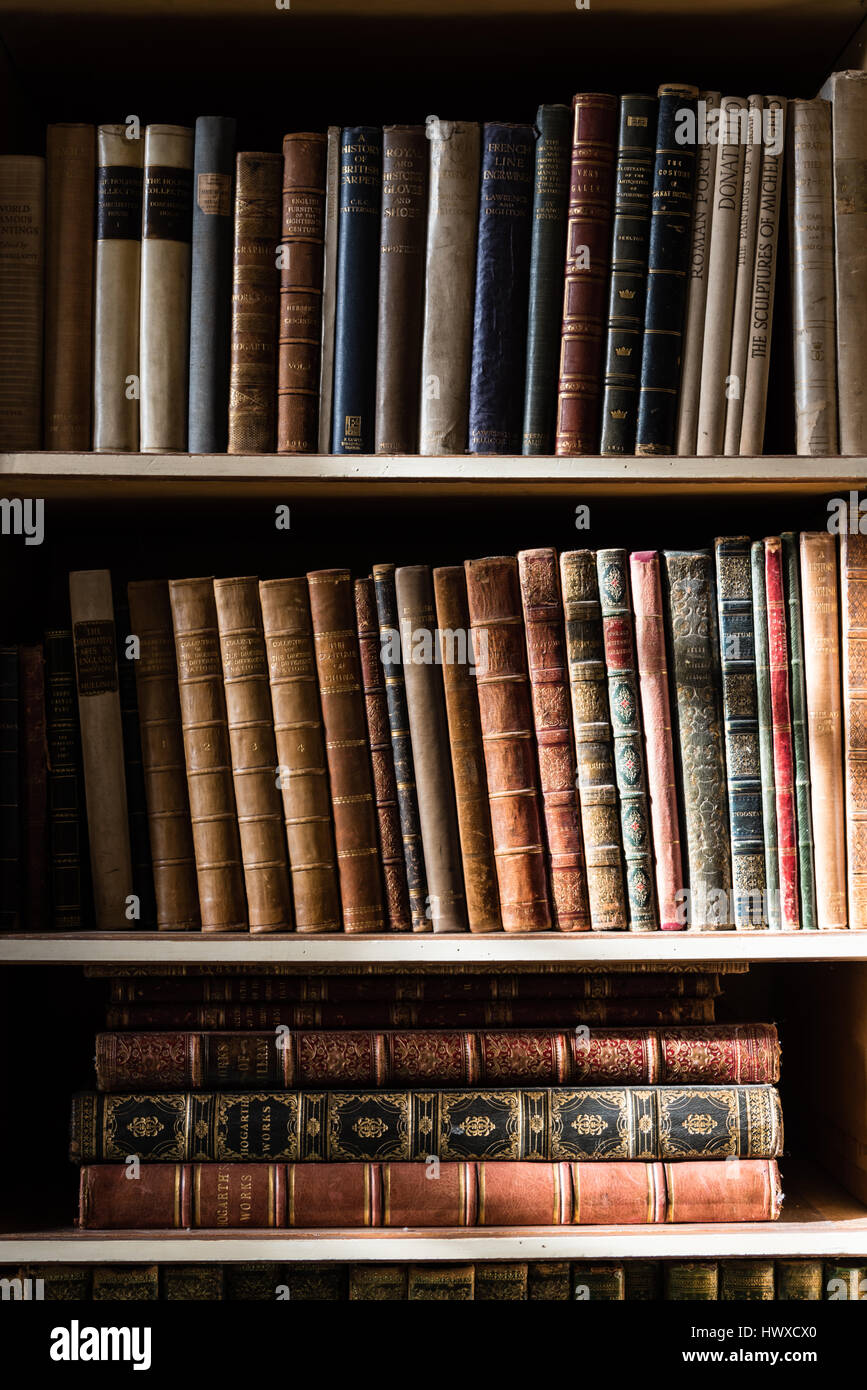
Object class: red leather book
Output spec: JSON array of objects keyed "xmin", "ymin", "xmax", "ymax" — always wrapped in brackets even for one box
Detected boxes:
[
  {"xmin": 19, "ymin": 645, "xmax": 50, "ymax": 929},
  {"xmin": 764, "ymin": 539, "xmax": 800, "ymax": 928}
]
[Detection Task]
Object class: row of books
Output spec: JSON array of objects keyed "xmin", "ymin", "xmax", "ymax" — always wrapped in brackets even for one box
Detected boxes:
[
  {"xmin": 2, "ymin": 530, "xmax": 865, "ymax": 934},
  {"xmin": 0, "ymin": 73, "xmax": 864, "ymax": 460}
]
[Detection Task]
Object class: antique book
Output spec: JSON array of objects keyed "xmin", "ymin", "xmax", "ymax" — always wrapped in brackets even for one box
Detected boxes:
[
  {"xmin": 560, "ymin": 550, "xmax": 626, "ymax": 928},
  {"xmin": 788, "ymin": 99, "xmax": 838, "ymax": 455},
  {"xmin": 69, "ymin": 571, "xmax": 133, "ymax": 930},
  {"xmin": 16, "ymin": 1265, "xmax": 91, "ymax": 1300},
  {"xmin": 750, "ymin": 541, "xmax": 780, "ymax": 928},
  {"xmin": 44, "ymin": 631, "xmax": 85, "ymax": 928},
  {"xmin": 517, "ymin": 549, "xmax": 590, "ymax": 931},
  {"xmin": 161, "ymin": 1265, "xmax": 225, "ymax": 1300},
  {"xmin": 0, "ymin": 156, "xmax": 44, "ymax": 450},
  {"xmin": 676, "ymin": 91, "xmax": 721, "ymax": 455},
  {"xmin": 19, "ymin": 646, "xmax": 49, "ymax": 929},
  {"xmin": 629, "ymin": 551, "xmax": 684, "ymax": 929},
  {"xmin": 469, "ymin": 122, "xmax": 535, "ymax": 454},
  {"xmin": 800, "ymin": 533, "xmax": 847, "ymax": 928},
  {"xmin": 409, "ymin": 1266, "xmax": 475, "ymax": 1300},
  {"xmin": 283, "ymin": 1264, "xmax": 347, "ymax": 1299},
  {"xmin": 665, "ymin": 1262, "xmax": 719, "ymax": 1300},
  {"xmin": 764, "ymin": 538, "xmax": 800, "ymax": 928},
  {"xmin": 93, "ymin": 124, "xmax": 142, "ymax": 453},
  {"xmin": 720, "ymin": 1260, "xmax": 775, "ymax": 1300},
  {"xmin": 308, "ymin": 569, "xmax": 384, "ymax": 931},
  {"xmin": 432, "ymin": 566, "xmax": 501, "ymax": 932},
  {"xmin": 465, "ymin": 556, "xmax": 551, "ymax": 931},
  {"xmin": 225, "ymin": 1265, "xmax": 277, "ymax": 1300},
  {"xmin": 188, "ymin": 115, "xmax": 236, "ymax": 453},
  {"xmin": 278, "ymin": 132, "xmax": 327, "ymax": 454},
  {"xmin": 258, "ymin": 578, "xmax": 341, "ymax": 933},
  {"xmin": 824, "ymin": 1264, "xmax": 867, "ymax": 1300},
  {"xmin": 115, "ymin": 595, "xmax": 156, "ymax": 928},
  {"xmin": 828, "ymin": 72, "xmax": 867, "ymax": 455},
  {"xmin": 214, "ymin": 576, "xmax": 293, "ymax": 932},
  {"xmin": 227, "ymin": 151, "xmax": 282, "ymax": 453},
  {"xmin": 841, "ymin": 533, "xmax": 867, "ymax": 930},
  {"xmin": 782, "ymin": 531, "xmax": 817, "ymax": 929},
  {"xmin": 91, "ymin": 1267, "xmax": 159, "ymax": 1300},
  {"xmin": 475, "ymin": 1265, "xmax": 526, "ymax": 1300},
  {"xmin": 374, "ymin": 125, "xmax": 428, "ymax": 454},
  {"xmin": 776, "ymin": 1260, "xmax": 823, "ymax": 1300},
  {"xmin": 127, "ymin": 581, "xmax": 200, "ymax": 931},
  {"xmin": 522, "ymin": 103, "xmax": 571, "ymax": 455},
  {"xmin": 331, "ymin": 126, "xmax": 382, "ymax": 454},
  {"xmin": 139, "ymin": 125, "xmax": 194, "ymax": 452},
  {"xmin": 723, "ymin": 96, "xmax": 764, "ymax": 455},
  {"xmin": 528, "ymin": 1263, "xmax": 571, "ymax": 1299},
  {"xmin": 624, "ymin": 1262, "xmax": 662, "ymax": 1300},
  {"xmin": 418, "ymin": 118, "xmax": 480, "ymax": 455},
  {"xmin": 555, "ymin": 93, "xmax": 618, "ymax": 455},
  {"xmin": 575, "ymin": 1264, "xmax": 624, "ymax": 1300},
  {"xmin": 168, "ymin": 577, "xmax": 247, "ymax": 932},
  {"xmin": 635, "ymin": 84, "xmax": 699, "ymax": 455},
  {"xmin": 739, "ymin": 97, "xmax": 786, "ymax": 454},
  {"xmin": 599, "ymin": 93, "xmax": 657, "ymax": 456},
  {"xmin": 395, "ymin": 566, "xmax": 466, "ymax": 930},
  {"xmin": 349, "ymin": 1267, "xmax": 406, "ymax": 1300},
  {"xmin": 44, "ymin": 123, "xmax": 95, "ymax": 449},
  {"xmin": 317, "ymin": 125, "xmax": 340, "ymax": 452},
  {"xmin": 90, "ymin": 958, "xmax": 744, "ymax": 977}
]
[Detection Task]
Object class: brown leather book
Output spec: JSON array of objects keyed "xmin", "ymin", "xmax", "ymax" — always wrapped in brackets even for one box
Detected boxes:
[
  {"xmin": 354, "ymin": 578, "xmax": 412, "ymax": 931},
  {"xmin": 127, "ymin": 581, "xmax": 200, "ymax": 931},
  {"xmin": 517, "ymin": 548, "xmax": 591, "ymax": 930},
  {"xmin": 464, "ymin": 556, "xmax": 551, "ymax": 932},
  {"xmin": 840, "ymin": 532, "xmax": 867, "ymax": 929},
  {"xmin": 259, "ymin": 578, "xmax": 341, "ymax": 933},
  {"xmin": 432, "ymin": 566, "xmax": 501, "ymax": 932},
  {"xmin": 277, "ymin": 132, "xmax": 326, "ymax": 454},
  {"xmin": 19, "ymin": 645, "xmax": 49, "ymax": 930},
  {"xmin": 213, "ymin": 577, "xmax": 293, "ymax": 933},
  {"xmin": 307, "ymin": 569, "xmax": 385, "ymax": 932},
  {"xmin": 228, "ymin": 152, "xmax": 282, "ymax": 454},
  {"xmin": 168, "ymin": 578, "xmax": 247, "ymax": 932},
  {"xmin": 44, "ymin": 124, "xmax": 95, "ymax": 449},
  {"xmin": 0, "ymin": 156, "xmax": 45, "ymax": 450}
]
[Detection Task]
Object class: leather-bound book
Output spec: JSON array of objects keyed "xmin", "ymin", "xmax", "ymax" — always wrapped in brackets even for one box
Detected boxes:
[
  {"xmin": 44, "ymin": 631, "xmax": 86, "ymax": 928},
  {"xmin": 410, "ymin": 1266, "xmax": 475, "ymax": 1300},
  {"xmin": 560, "ymin": 550, "xmax": 626, "ymax": 929},
  {"xmin": 469, "ymin": 121, "xmax": 535, "ymax": 454},
  {"xmin": 750, "ymin": 541, "xmax": 781, "ymax": 929},
  {"xmin": 841, "ymin": 533, "xmax": 867, "ymax": 929},
  {"xmin": 93, "ymin": 126, "xmax": 142, "ymax": 453},
  {"xmin": 317, "ymin": 126, "xmax": 340, "ymax": 452},
  {"xmin": 92, "ymin": 1267, "xmax": 159, "ymax": 1300},
  {"xmin": 528, "ymin": 1264, "xmax": 570, "ymax": 1300},
  {"xmin": 354, "ymin": 578, "xmax": 412, "ymax": 931},
  {"xmin": 161, "ymin": 1266, "xmax": 225, "ymax": 1300},
  {"xmin": 624, "ymin": 1263, "xmax": 662, "ymax": 1300},
  {"xmin": 517, "ymin": 549, "xmax": 591, "ymax": 931},
  {"xmin": 599, "ymin": 94, "xmax": 657, "ymax": 456},
  {"xmin": 168, "ymin": 577, "xmax": 247, "ymax": 932},
  {"xmin": 0, "ymin": 156, "xmax": 44, "ymax": 450},
  {"xmin": 662, "ymin": 551, "xmax": 731, "ymax": 927},
  {"xmin": 522, "ymin": 103, "xmax": 571, "ymax": 455},
  {"xmin": 225, "ymin": 1265, "xmax": 276, "ymax": 1300},
  {"xmin": 115, "ymin": 595, "xmax": 156, "ymax": 928},
  {"xmin": 788, "ymin": 100, "xmax": 838, "ymax": 455},
  {"xmin": 714, "ymin": 537, "xmax": 767, "ymax": 928},
  {"xmin": 629, "ymin": 552, "xmax": 685, "ymax": 930},
  {"xmin": 635, "ymin": 85, "xmax": 699, "ymax": 456},
  {"xmin": 800, "ymin": 533, "xmax": 847, "ymax": 928},
  {"xmin": 555, "ymin": 93, "xmax": 617, "ymax": 455},
  {"xmin": 69, "ymin": 571, "xmax": 133, "ymax": 930},
  {"xmin": 433, "ymin": 566, "xmax": 501, "ymax": 932},
  {"xmin": 44, "ymin": 124, "xmax": 95, "ymax": 449},
  {"xmin": 350, "ymin": 1267, "xmax": 407, "ymax": 1300},
  {"xmin": 475, "ymin": 1265, "xmax": 526, "ymax": 1301},
  {"xmin": 720, "ymin": 1261, "xmax": 775, "ymax": 1301},
  {"xmin": 781, "ymin": 531, "xmax": 817, "ymax": 929},
  {"xmin": 419, "ymin": 119, "xmax": 481, "ymax": 455},
  {"xmin": 188, "ymin": 116, "xmax": 236, "ymax": 453},
  {"xmin": 824, "ymin": 1263, "xmax": 867, "ymax": 1299},
  {"xmin": 19, "ymin": 646, "xmax": 49, "ymax": 929},
  {"xmin": 374, "ymin": 125, "xmax": 428, "ymax": 454},
  {"xmin": 214, "ymin": 577, "xmax": 292, "ymax": 932},
  {"xmin": 278, "ymin": 132, "xmax": 327, "ymax": 454},
  {"xmin": 574, "ymin": 1264, "xmax": 625, "ymax": 1300},
  {"xmin": 259, "ymin": 578, "xmax": 341, "ymax": 933},
  {"xmin": 828, "ymin": 73, "xmax": 867, "ymax": 455},
  {"xmin": 465, "ymin": 556, "xmax": 551, "ymax": 932},
  {"xmin": 764, "ymin": 538, "xmax": 800, "ymax": 928},
  {"xmin": 227, "ymin": 152, "xmax": 282, "ymax": 453},
  {"xmin": 776, "ymin": 1260, "xmax": 823, "ymax": 1300},
  {"xmin": 395, "ymin": 565, "xmax": 467, "ymax": 931},
  {"xmin": 372, "ymin": 563, "xmax": 428, "ymax": 931},
  {"xmin": 723, "ymin": 96, "xmax": 763, "ymax": 455},
  {"xmin": 331, "ymin": 126, "xmax": 382, "ymax": 454},
  {"xmin": 17, "ymin": 1264, "xmax": 92, "ymax": 1299},
  {"xmin": 283, "ymin": 1265, "xmax": 347, "ymax": 1300},
  {"xmin": 676, "ymin": 92, "xmax": 721, "ymax": 455},
  {"xmin": 596, "ymin": 549, "xmax": 657, "ymax": 928},
  {"xmin": 739, "ymin": 97, "xmax": 786, "ymax": 455},
  {"xmin": 140, "ymin": 125, "xmax": 194, "ymax": 452},
  {"xmin": 127, "ymin": 580, "xmax": 201, "ymax": 931},
  {"xmin": 665, "ymin": 1263, "xmax": 719, "ymax": 1300},
  {"xmin": 307, "ymin": 569, "xmax": 384, "ymax": 932}
]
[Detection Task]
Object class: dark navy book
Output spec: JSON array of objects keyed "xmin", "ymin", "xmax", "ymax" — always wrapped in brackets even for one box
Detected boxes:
[
  {"xmin": 331, "ymin": 126, "xmax": 382, "ymax": 454},
  {"xmin": 188, "ymin": 116, "xmax": 237, "ymax": 453}
]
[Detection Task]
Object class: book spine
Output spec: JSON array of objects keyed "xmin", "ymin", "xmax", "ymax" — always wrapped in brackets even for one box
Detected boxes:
[
  {"xmin": 419, "ymin": 119, "xmax": 480, "ymax": 455},
  {"xmin": 800, "ymin": 533, "xmax": 847, "ymax": 927},
  {"xmin": 188, "ymin": 116, "xmax": 236, "ymax": 453},
  {"xmin": 522, "ymin": 103, "xmax": 571, "ymax": 456},
  {"xmin": 840, "ymin": 533, "xmax": 867, "ymax": 929},
  {"xmin": 625, "ymin": 1263, "xmax": 663, "ymax": 1299},
  {"xmin": 781, "ymin": 531, "xmax": 817, "ymax": 929},
  {"xmin": 560, "ymin": 550, "xmax": 627, "ymax": 929},
  {"xmin": 168, "ymin": 577, "xmax": 247, "ymax": 931},
  {"xmin": 227, "ymin": 151, "xmax": 282, "ymax": 453},
  {"xmin": 596, "ymin": 548, "xmax": 657, "ymax": 927},
  {"xmin": 517, "ymin": 549, "xmax": 591, "ymax": 931},
  {"xmin": 114, "ymin": 596, "xmax": 157, "ymax": 927},
  {"xmin": 739, "ymin": 97, "xmax": 786, "ymax": 455},
  {"xmin": 140, "ymin": 125, "xmax": 194, "ymax": 452},
  {"xmin": 278, "ymin": 132, "xmax": 327, "ymax": 455},
  {"xmin": 676, "ymin": 92, "xmax": 721, "ymax": 455},
  {"xmin": 354, "ymin": 578, "xmax": 412, "ymax": 931},
  {"xmin": 776, "ymin": 1260, "xmax": 823, "ymax": 1300},
  {"xmin": 395, "ymin": 566, "xmax": 467, "ymax": 931},
  {"xmin": 469, "ymin": 121, "xmax": 535, "ymax": 454},
  {"xmin": 93, "ymin": 126, "xmax": 142, "ymax": 453},
  {"xmin": 764, "ymin": 539, "xmax": 800, "ymax": 928},
  {"xmin": 636, "ymin": 85, "xmax": 699, "ymax": 456},
  {"xmin": 213, "ymin": 577, "xmax": 293, "ymax": 932},
  {"xmin": 44, "ymin": 123, "xmax": 95, "ymax": 449},
  {"xmin": 789, "ymin": 99, "xmax": 838, "ymax": 455},
  {"xmin": 750, "ymin": 542, "xmax": 781, "ymax": 928},
  {"xmin": 126, "ymin": 581, "xmax": 200, "ymax": 931},
  {"xmin": 723, "ymin": 95, "xmax": 764, "ymax": 455},
  {"xmin": 599, "ymin": 94, "xmax": 657, "ymax": 456},
  {"xmin": 317, "ymin": 126, "xmax": 340, "ymax": 452},
  {"xmin": 374, "ymin": 125, "xmax": 428, "ymax": 454},
  {"xmin": 258, "ymin": 578, "xmax": 341, "ymax": 933},
  {"xmin": 19, "ymin": 646, "xmax": 48, "ymax": 929},
  {"xmin": 555, "ymin": 93, "xmax": 618, "ymax": 455},
  {"xmin": 0, "ymin": 156, "xmax": 44, "ymax": 449},
  {"xmin": 432, "ymin": 566, "xmax": 501, "ymax": 932},
  {"xmin": 665, "ymin": 1263, "xmax": 719, "ymax": 1300},
  {"xmin": 331, "ymin": 126, "xmax": 382, "ymax": 454},
  {"xmin": 412, "ymin": 1266, "xmax": 476, "ymax": 1300},
  {"xmin": 44, "ymin": 632, "xmax": 85, "ymax": 928},
  {"xmin": 830, "ymin": 72, "xmax": 867, "ymax": 455},
  {"xmin": 720, "ymin": 1260, "xmax": 776, "ymax": 1301}
]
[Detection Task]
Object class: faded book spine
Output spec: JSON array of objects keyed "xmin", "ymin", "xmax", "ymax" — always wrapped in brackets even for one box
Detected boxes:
[
  {"xmin": 317, "ymin": 126, "xmax": 340, "ymax": 453},
  {"xmin": 0, "ymin": 156, "xmax": 44, "ymax": 449},
  {"xmin": 829, "ymin": 72, "xmax": 867, "ymax": 456},
  {"xmin": 374, "ymin": 125, "xmax": 428, "ymax": 454},
  {"xmin": 724, "ymin": 96, "xmax": 764, "ymax": 455},
  {"xmin": 751, "ymin": 542, "xmax": 781, "ymax": 929},
  {"xmin": 676, "ymin": 92, "xmax": 721, "ymax": 455},
  {"xmin": 44, "ymin": 123, "xmax": 95, "ymax": 449},
  {"xmin": 278, "ymin": 132, "xmax": 327, "ymax": 455},
  {"xmin": 331, "ymin": 126, "xmax": 382, "ymax": 455},
  {"xmin": 93, "ymin": 125, "xmax": 142, "ymax": 453},
  {"xmin": 739, "ymin": 97, "xmax": 786, "ymax": 455},
  {"xmin": 764, "ymin": 539, "xmax": 800, "ymax": 928},
  {"xmin": 522, "ymin": 103, "xmax": 571, "ymax": 456},
  {"xmin": 782, "ymin": 531, "xmax": 817, "ymax": 929},
  {"xmin": 840, "ymin": 533, "xmax": 867, "ymax": 929},
  {"xmin": 227, "ymin": 152, "xmax": 282, "ymax": 454},
  {"xmin": 789, "ymin": 100, "xmax": 838, "ymax": 456},
  {"xmin": 188, "ymin": 116, "xmax": 236, "ymax": 453}
]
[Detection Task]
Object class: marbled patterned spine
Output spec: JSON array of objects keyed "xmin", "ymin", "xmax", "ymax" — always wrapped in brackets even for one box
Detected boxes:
[
  {"xmin": 751, "ymin": 542, "xmax": 781, "ymax": 928},
  {"xmin": 764, "ymin": 539, "xmax": 800, "ymax": 928},
  {"xmin": 781, "ymin": 533, "xmax": 817, "ymax": 929}
]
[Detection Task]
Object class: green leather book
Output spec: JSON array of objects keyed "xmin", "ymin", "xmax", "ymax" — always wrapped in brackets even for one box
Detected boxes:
[
  {"xmin": 665, "ymin": 1262, "xmax": 719, "ymax": 1300},
  {"xmin": 720, "ymin": 1259, "xmax": 775, "ymax": 1300},
  {"xmin": 776, "ymin": 1259, "xmax": 823, "ymax": 1300},
  {"xmin": 750, "ymin": 541, "xmax": 781, "ymax": 929},
  {"xmin": 781, "ymin": 532, "xmax": 817, "ymax": 929}
]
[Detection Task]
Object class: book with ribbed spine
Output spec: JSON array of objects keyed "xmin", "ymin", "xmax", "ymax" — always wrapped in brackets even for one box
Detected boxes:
[
  {"xmin": 331, "ymin": 126, "xmax": 382, "ymax": 454},
  {"xmin": 93, "ymin": 125, "xmax": 142, "ymax": 453},
  {"xmin": 44, "ymin": 124, "xmax": 95, "ymax": 449},
  {"xmin": 776, "ymin": 1260, "xmax": 823, "ymax": 1300},
  {"xmin": 665, "ymin": 1263, "xmax": 719, "ymax": 1300},
  {"xmin": 317, "ymin": 126, "xmax": 340, "ymax": 453},
  {"xmin": 676, "ymin": 92, "xmax": 721, "ymax": 455},
  {"xmin": 44, "ymin": 631, "xmax": 86, "ymax": 929},
  {"xmin": 227, "ymin": 152, "xmax": 282, "ymax": 453},
  {"xmin": 789, "ymin": 100, "xmax": 838, "ymax": 455},
  {"xmin": 764, "ymin": 538, "xmax": 800, "ymax": 928},
  {"xmin": 720, "ymin": 1260, "xmax": 775, "ymax": 1300},
  {"xmin": 374, "ymin": 126, "xmax": 428, "ymax": 454},
  {"xmin": 739, "ymin": 97, "xmax": 786, "ymax": 455},
  {"xmin": 781, "ymin": 532, "xmax": 816, "ymax": 929},
  {"xmin": 522, "ymin": 103, "xmax": 571, "ymax": 456},
  {"xmin": 723, "ymin": 95, "xmax": 764, "ymax": 455},
  {"xmin": 840, "ymin": 533, "xmax": 867, "ymax": 929},
  {"xmin": 139, "ymin": 125, "xmax": 193, "ymax": 452},
  {"xmin": 0, "ymin": 156, "xmax": 44, "ymax": 450},
  {"xmin": 750, "ymin": 542, "xmax": 781, "ymax": 929},
  {"xmin": 278, "ymin": 132, "xmax": 326, "ymax": 454},
  {"xmin": 188, "ymin": 116, "xmax": 236, "ymax": 453}
]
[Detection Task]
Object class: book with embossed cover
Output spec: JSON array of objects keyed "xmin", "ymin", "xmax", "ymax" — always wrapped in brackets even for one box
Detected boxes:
[
  {"xmin": 228, "ymin": 152, "xmax": 282, "ymax": 453},
  {"xmin": 278, "ymin": 132, "xmax": 326, "ymax": 454}
]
